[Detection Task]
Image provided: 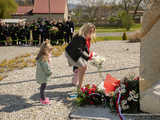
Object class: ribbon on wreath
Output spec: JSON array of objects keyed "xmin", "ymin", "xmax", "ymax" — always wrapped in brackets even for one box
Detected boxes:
[{"xmin": 116, "ymin": 88, "xmax": 125, "ymax": 120}]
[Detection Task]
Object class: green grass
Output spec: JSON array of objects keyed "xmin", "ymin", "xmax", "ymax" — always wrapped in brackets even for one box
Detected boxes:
[
  {"xmin": 75, "ymin": 24, "xmax": 141, "ymax": 33},
  {"xmin": 95, "ymin": 36, "xmax": 122, "ymax": 41}
]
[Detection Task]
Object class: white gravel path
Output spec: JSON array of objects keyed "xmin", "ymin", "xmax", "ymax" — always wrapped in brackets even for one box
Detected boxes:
[
  {"xmin": 0, "ymin": 41, "xmax": 140, "ymax": 120},
  {"xmin": 0, "ymin": 46, "xmax": 39, "ymax": 62}
]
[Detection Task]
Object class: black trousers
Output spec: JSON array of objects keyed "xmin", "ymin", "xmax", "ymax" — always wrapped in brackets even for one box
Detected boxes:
[
  {"xmin": 65, "ymin": 33, "xmax": 73, "ymax": 44},
  {"xmin": 40, "ymin": 83, "xmax": 46, "ymax": 100}
]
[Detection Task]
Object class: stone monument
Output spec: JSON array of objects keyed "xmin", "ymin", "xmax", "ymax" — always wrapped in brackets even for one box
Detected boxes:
[{"xmin": 140, "ymin": 0, "xmax": 160, "ymax": 113}]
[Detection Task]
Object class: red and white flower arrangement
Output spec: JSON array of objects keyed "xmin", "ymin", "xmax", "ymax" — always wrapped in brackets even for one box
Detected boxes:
[
  {"xmin": 76, "ymin": 84, "xmax": 106, "ymax": 106},
  {"xmin": 76, "ymin": 73, "xmax": 140, "ymax": 115}
]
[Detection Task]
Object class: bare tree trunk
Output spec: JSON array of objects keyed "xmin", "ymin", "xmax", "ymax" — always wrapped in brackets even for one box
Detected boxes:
[
  {"xmin": 133, "ymin": 0, "xmax": 143, "ymax": 19},
  {"xmin": 124, "ymin": 0, "xmax": 128, "ymax": 13}
]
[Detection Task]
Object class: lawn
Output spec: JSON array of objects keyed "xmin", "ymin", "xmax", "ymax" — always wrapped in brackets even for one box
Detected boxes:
[{"xmin": 75, "ymin": 24, "xmax": 141, "ymax": 33}]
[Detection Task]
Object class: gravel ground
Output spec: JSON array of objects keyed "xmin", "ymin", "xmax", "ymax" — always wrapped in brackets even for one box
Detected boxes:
[
  {"xmin": 0, "ymin": 46, "xmax": 39, "ymax": 62},
  {"xmin": 0, "ymin": 41, "xmax": 140, "ymax": 120}
]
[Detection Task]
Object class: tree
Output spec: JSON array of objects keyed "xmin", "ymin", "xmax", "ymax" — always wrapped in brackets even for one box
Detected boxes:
[
  {"xmin": 72, "ymin": 5, "xmax": 83, "ymax": 25},
  {"xmin": 119, "ymin": 0, "xmax": 144, "ymax": 18},
  {"xmin": 132, "ymin": 0, "xmax": 143, "ymax": 19},
  {"xmin": 0, "ymin": 0, "xmax": 17, "ymax": 19},
  {"xmin": 79, "ymin": 0, "xmax": 109, "ymax": 24},
  {"xmin": 119, "ymin": 10, "xmax": 134, "ymax": 31}
]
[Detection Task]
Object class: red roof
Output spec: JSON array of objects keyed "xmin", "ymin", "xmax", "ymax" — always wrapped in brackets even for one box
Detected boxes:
[
  {"xmin": 15, "ymin": 6, "xmax": 33, "ymax": 15},
  {"xmin": 32, "ymin": 0, "xmax": 67, "ymax": 14}
]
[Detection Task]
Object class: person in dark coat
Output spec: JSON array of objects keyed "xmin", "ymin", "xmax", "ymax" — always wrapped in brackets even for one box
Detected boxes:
[
  {"xmin": 18, "ymin": 24, "xmax": 26, "ymax": 45},
  {"xmin": 50, "ymin": 20, "xmax": 58, "ymax": 45},
  {"xmin": 39, "ymin": 22, "xmax": 45, "ymax": 44},
  {"xmin": 10, "ymin": 24, "xmax": 18, "ymax": 45},
  {"xmin": 64, "ymin": 16, "xmax": 74, "ymax": 44},
  {"xmin": 45, "ymin": 20, "xmax": 51, "ymax": 40},
  {"xmin": 65, "ymin": 23, "xmax": 96, "ymax": 89},
  {"xmin": 25, "ymin": 22, "xmax": 31, "ymax": 45},
  {"xmin": 0, "ymin": 22, "xmax": 6, "ymax": 46},
  {"xmin": 56, "ymin": 18, "xmax": 64, "ymax": 45},
  {"xmin": 32, "ymin": 23, "xmax": 40, "ymax": 46},
  {"xmin": 3, "ymin": 24, "xmax": 10, "ymax": 46}
]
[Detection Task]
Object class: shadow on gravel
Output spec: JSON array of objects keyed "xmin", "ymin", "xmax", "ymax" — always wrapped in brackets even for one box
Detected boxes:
[
  {"xmin": 51, "ymin": 66, "xmax": 139, "ymax": 79},
  {"xmin": 30, "ymin": 91, "xmax": 73, "ymax": 105},
  {"xmin": 0, "ymin": 79, "xmax": 36, "ymax": 86},
  {"xmin": 0, "ymin": 94, "xmax": 32, "ymax": 113},
  {"xmin": 0, "ymin": 66, "xmax": 139, "ymax": 86},
  {"xmin": 46, "ymin": 83, "xmax": 73, "ymax": 90}
]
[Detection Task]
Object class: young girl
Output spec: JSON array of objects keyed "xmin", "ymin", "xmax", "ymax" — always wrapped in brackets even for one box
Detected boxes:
[
  {"xmin": 36, "ymin": 40, "xmax": 53, "ymax": 105},
  {"xmin": 65, "ymin": 23, "xmax": 96, "ymax": 89}
]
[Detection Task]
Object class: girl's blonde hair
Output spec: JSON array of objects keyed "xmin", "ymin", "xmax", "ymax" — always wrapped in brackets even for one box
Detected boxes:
[
  {"xmin": 36, "ymin": 40, "xmax": 53, "ymax": 61},
  {"xmin": 75, "ymin": 23, "xmax": 96, "ymax": 41}
]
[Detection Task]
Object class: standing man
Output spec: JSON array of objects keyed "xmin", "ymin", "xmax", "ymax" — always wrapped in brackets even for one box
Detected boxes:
[
  {"xmin": 25, "ymin": 22, "xmax": 31, "ymax": 45},
  {"xmin": 11, "ymin": 24, "xmax": 18, "ymax": 46},
  {"xmin": 65, "ymin": 16, "xmax": 74, "ymax": 43},
  {"xmin": 0, "ymin": 21, "xmax": 6, "ymax": 46},
  {"xmin": 57, "ymin": 18, "xmax": 64, "ymax": 45}
]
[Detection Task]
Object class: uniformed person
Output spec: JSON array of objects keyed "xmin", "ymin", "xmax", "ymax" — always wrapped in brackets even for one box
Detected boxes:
[
  {"xmin": 64, "ymin": 16, "xmax": 74, "ymax": 44},
  {"xmin": 57, "ymin": 18, "xmax": 64, "ymax": 45},
  {"xmin": 18, "ymin": 23, "xmax": 26, "ymax": 45},
  {"xmin": 32, "ymin": 23, "xmax": 40, "ymax": 46},
  {"xmin": 25, "ymin": 22, "xmax": 31, "ymax": 45},
  {"xmin": 10, "ymin": 24, "xmax": 18, "ymax": 45},
  {"xmin": 0, "ymin": 22, "xmax": 6, "ymax": 46},
  {"xmin": 50, "ymin": 20, "xmax": 58, "ymax": 45}
]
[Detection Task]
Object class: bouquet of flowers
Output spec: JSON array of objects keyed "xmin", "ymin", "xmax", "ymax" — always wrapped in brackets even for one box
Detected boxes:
[
  {"xmin": 76, "ymin": 84, "xmax": 107, "ymax": 106},
  {"xmin": 50, "ymin": 26, "xmax": 59, "ymax": 34},
  {"xmin": 107, "ymin": 74, "xmax": 140, "ymax": 113},
  {"xmin": 89, "ymin": 52, "xmax": 105, "ymax": 70},
  {"xmin": 75, "ymin": 73, "xmax": 140, "ymax": 114}
]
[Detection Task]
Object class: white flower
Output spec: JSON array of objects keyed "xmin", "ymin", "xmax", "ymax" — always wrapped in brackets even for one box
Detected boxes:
[
  {"xmin": 121, "ymin": 84, "xmax": 126, "ymax": 89},
  {"xmin": 127, "ymin": 90, "xmax": 139, "ymax": 102},
  {"xmin": 121, "ymin": 100, "xmax": 127, "ymax": 105},
  {"xmin": 120, "ymin": 88, "xmax": 126, "ymax": 94},
  {"xmin": 134, "ymin": 93, "xmax": 139, "ymax": 99},
  {"xmin": 121, "ymin": 100, "xmax": 129, "ymax": 110},
  {"xmin": 89, "ymin": 54, "xmax": 105, "ymax": 69},
  {"xmin": 98, "ymin": 82, "xmax": 105, "ymax": 91},
  {"xmin": 127, "ymin": 97, "xmax": 132, "ymax": 101},
  {"xmin": 122, "ymin": 104, "xmax": 130, "ymax": 110}
]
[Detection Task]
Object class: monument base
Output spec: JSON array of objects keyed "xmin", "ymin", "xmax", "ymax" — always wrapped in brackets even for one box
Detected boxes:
[{"xmin": 140, "ymin": 81, "xmax": 160, "ymax": 113}]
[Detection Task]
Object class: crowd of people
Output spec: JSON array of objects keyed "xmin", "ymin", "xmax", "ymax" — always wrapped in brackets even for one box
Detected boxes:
[{"xmin": 0, "ymin": 17, "xmax": 74, "ymax": 46}]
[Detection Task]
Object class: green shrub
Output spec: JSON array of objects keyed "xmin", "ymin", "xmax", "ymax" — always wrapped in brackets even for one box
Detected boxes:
[{"xmin": 122, "ymin": 32, "xmax": 128, "ymax": 40}]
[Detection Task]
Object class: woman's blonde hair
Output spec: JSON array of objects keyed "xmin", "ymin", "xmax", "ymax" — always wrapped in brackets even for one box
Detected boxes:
[
  {"xmin": 75, "ymin": 23, "xmax": 96, "ymax": 41},
  {"xmin": 36, "ymin": 40, "xmax": 53, "ymax": 61}
]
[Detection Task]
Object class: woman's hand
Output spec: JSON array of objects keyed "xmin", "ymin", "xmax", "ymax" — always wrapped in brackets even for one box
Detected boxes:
[{"xmin": 89, "ymin": 52, "xmax": 94, "ymax": 60}]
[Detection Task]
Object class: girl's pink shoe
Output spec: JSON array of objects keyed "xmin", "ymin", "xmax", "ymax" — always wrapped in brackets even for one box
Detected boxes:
[
  {"xmin": 40, "ymin": 97, "xmax": 51, "ymax": 105},
  {"xmin": 72, "ymin": 69, "xmax": 79, "ymax": 86}
]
